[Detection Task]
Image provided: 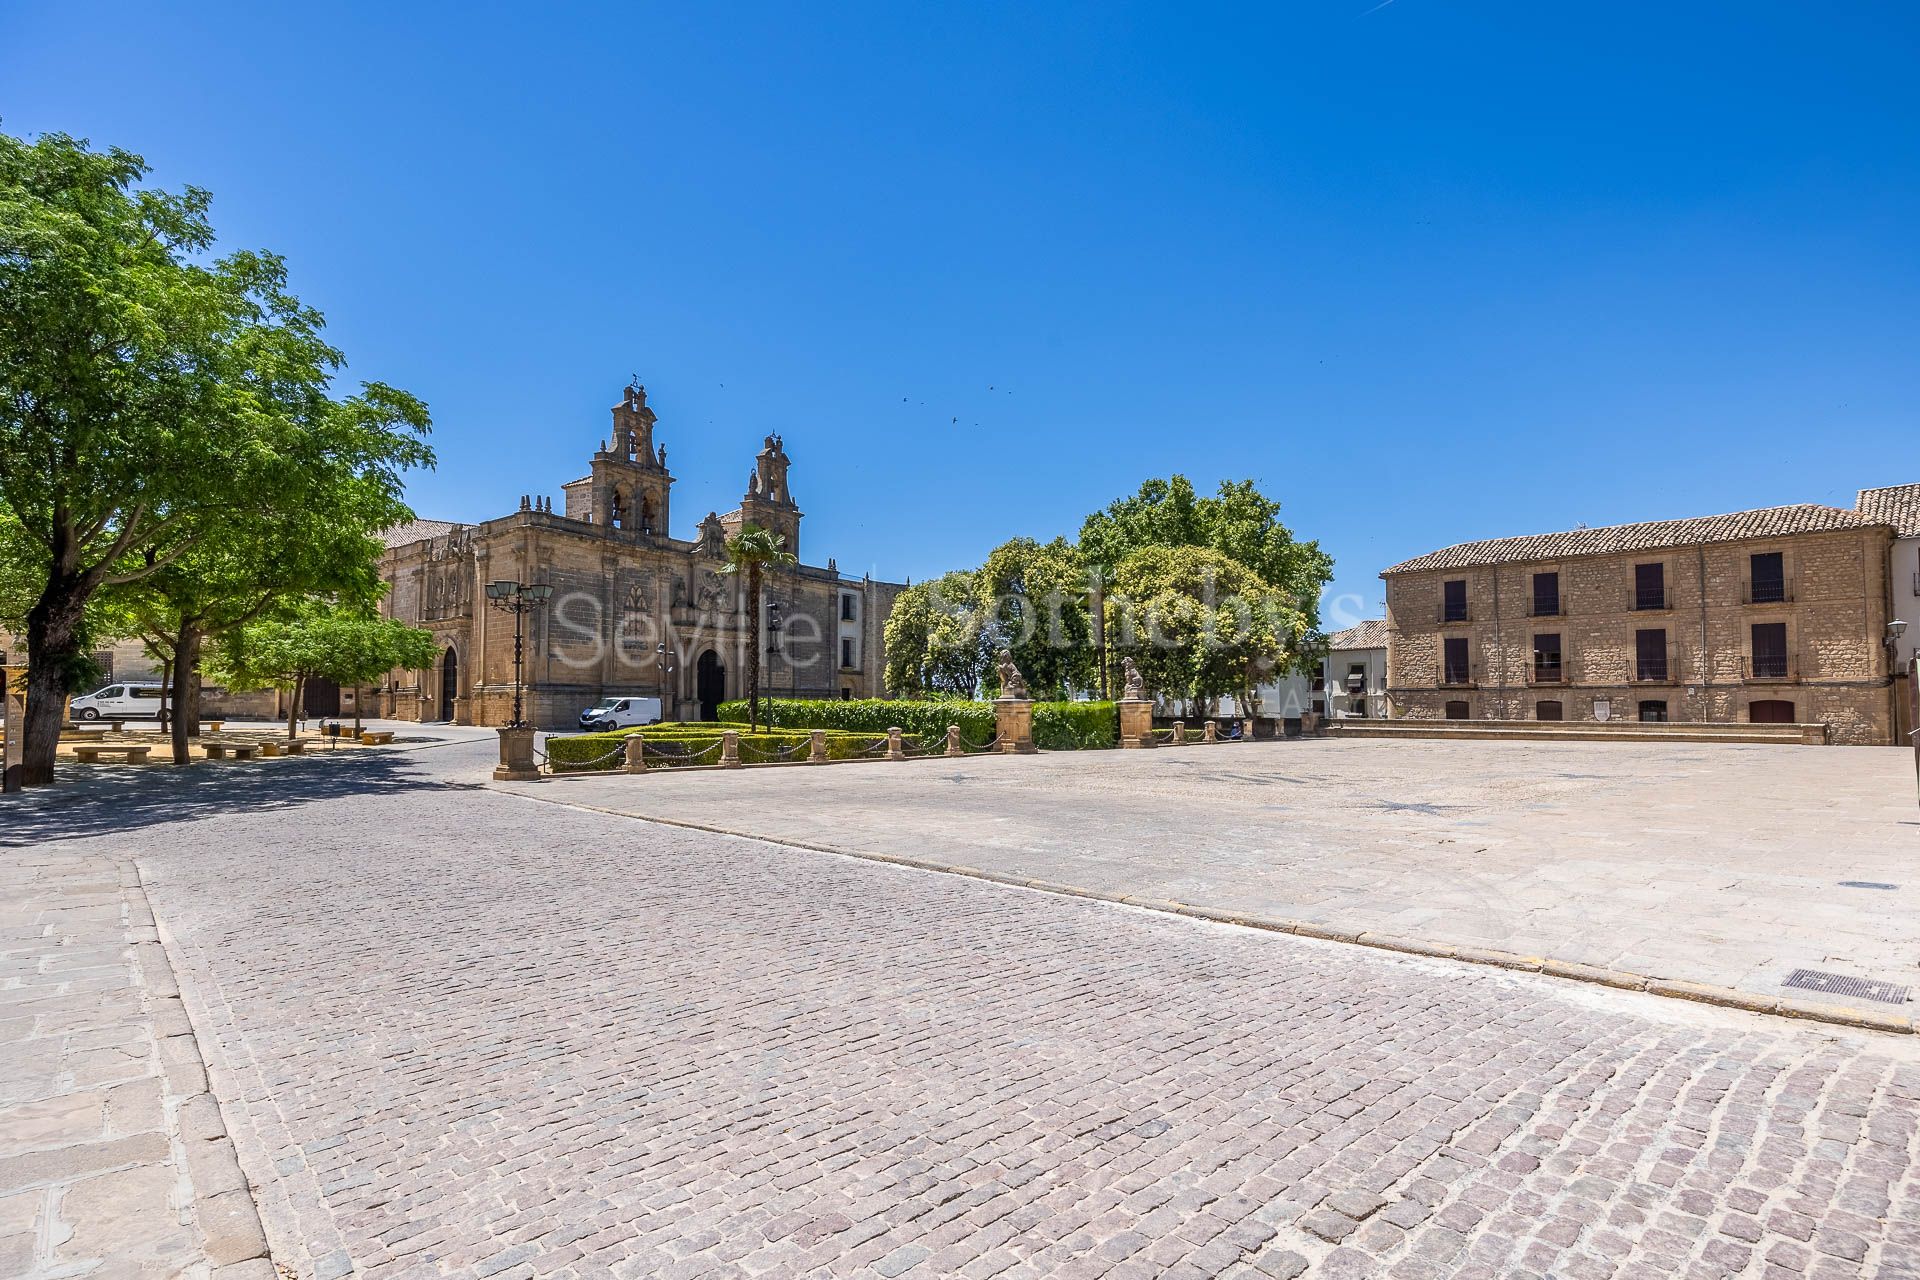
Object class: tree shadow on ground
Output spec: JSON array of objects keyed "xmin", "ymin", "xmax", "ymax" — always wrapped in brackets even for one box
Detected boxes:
[{"xmin": 0, "ymin": 750, "xmax": 478, "ymax": 847}]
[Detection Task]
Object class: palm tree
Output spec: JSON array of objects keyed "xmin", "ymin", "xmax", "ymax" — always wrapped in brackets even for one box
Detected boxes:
[{"xmin": 720, "ymin": 525, "xmax": 797, "ymax": 730}]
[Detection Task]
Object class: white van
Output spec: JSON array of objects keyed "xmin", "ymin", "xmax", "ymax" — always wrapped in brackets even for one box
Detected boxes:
[
  {"xmin": 70, "ymin": 682, "xmax": 167, "ymax": 721},
  {"xmin": 578, "ymin": 695, "xmax": 664, "ymax": 732}
]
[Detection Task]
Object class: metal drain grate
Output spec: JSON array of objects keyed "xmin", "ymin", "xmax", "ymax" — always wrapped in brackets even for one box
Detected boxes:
[
  {"xmin": 1837, "ymin": 880, "xmax": 1899, "ymax": 890},
  {"xmin": 1783, "ymin": 969, "xmax": 1910, "ymax": 1005}
]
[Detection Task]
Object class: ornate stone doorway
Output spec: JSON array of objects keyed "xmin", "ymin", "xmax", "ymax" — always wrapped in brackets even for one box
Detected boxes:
[
  {"xmin": 696, "ymin": 649, "xmax": 724, "ymax": 722},
  {"xmin": 439, "ymin": 647, "xmax": 459, "ymax": 722}
]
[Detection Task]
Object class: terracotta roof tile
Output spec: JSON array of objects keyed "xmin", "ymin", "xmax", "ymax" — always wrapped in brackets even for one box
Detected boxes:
[
  {"xmin": 381, "ymin": 519, "xmax": 464, "ymax": 549},
  {"xmin": 1857, "ymin": 483, "xmax": 1920, "ymax": 538},
  {"xmin": 1326, "ymin": 619, "xmax": 1388, "ymax": 650},
  {"xmin": 1382, "ymin": 504, "xmax": 1882, "ymax": 576}
]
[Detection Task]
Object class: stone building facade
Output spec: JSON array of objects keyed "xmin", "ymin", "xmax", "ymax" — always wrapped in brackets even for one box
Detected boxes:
[
  {"xmin": 1382, "ymin": 503, "xmax": 1900, "ymax": 745},
  {"xmin": 378, "ymin": 383, "xmax": 902, "ymax": 728},
  {"xmin": 1857, "ymin": 483, "xmax": 1920, "ymax": 745}
]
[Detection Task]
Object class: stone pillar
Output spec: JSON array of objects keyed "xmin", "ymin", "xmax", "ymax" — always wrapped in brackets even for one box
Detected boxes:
[
  {"xmin": 994, "ymin": 698, "xmax": 1036, "ymax": 753},
  {"xmin": 1242, "ymin": 716, "xmax": 1256, "ymax": 741},
  {"xmin": 720, "ymin": 729, "xmax": 742, "ymax": 768},
  {"xmin": 887, "ymin": 726, "xmax": 905, "ymax": 760},
  {"xmin": 624, "ymin": 736, "xmax": 647, "ymax": 774},
  {"xmin": 808, "ymin": 729, "xmax": 828, "ymax": 764},
  {"xmin": 946, "ymin": 724, "xmax": 962, "ymax": 757},
  {"xmin": 1118, "ymin": 699, "xmax": 1153, "ymax": 749},
  {"xmin": 1172, "ymin": 720, "xmax": 1186, "ymax": 745},
  {"xmin": 1203, "ymin": 719, "xmax": 1217, "ymax": 743},
  {"xmin": 493, "ymin": 726, "xmax": 539, "ymax": 781}
]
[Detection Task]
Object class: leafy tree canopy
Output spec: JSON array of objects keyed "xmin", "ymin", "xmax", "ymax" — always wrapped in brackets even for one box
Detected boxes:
[{"xmin": 883, "ymin": 569, "xmax": 994, "ymax": 699}]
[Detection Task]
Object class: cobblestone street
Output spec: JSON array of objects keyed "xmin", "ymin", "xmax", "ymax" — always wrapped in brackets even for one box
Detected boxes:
[{"xmin": 14, "ymin": 739, "xmax": 1916, "ymax": 1279}]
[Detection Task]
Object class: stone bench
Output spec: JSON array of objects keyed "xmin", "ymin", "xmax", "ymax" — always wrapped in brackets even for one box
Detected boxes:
[
  {"xmin": 72, "ymin": 744, "xmax": 152, "ymax": 765},
  {"xmin": 359, "ymin": 731, "xmax": 395, "ymax": 746},
  {"xmin": 255, "ymin": 739, "xmax": 310, "ymax": 758},
  {"xmin": 202, "ymin": 742, "xmax": 259, "ymax": 761},
  {"xmin": 200, "ymin": 720, "xmax": 224, "ymax": 734}
]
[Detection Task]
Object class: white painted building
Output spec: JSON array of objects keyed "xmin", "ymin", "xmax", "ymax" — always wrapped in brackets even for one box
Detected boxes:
[{"xmin": 1221, "ymin": 619, "xmax": 1389, "ymax": 722}]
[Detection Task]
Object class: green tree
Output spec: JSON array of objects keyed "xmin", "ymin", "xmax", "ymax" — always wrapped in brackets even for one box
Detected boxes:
[
  {"xmin": 0, "ymin": 130, "xmax": 431, "ymax": 784},
  {"xmin": 719, "ymin": 525, "xmax": 797, "ymax": 730},
  {"xmin": 882, "ymin": 569, "xmax": 994, "ymax": 698},
  {"xmin": 1105, "ymin": 545, "xmax": 1308, "ymax": 717},
  {"xmin": 211, "ymin": 609, "xmax": 438, "ymax": 740},
  {"xmin": 979, "ymin": 537, "xmax": 1095, "ymax": 698},
  {"xmin": 1079, "ymin": 476, "xmax": 1334, "ymax": 635}
]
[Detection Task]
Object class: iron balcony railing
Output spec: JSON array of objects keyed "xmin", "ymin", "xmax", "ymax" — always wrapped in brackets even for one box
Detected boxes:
[
  {"xmin": 1631, "ymin": 586, "xmax": 1672, "ymax": 612},
  {"xmin": 1629, "ymin": 649, "xmax": 1678, "ymax": 683},
  {"xmin": 1742, "ymin": 653, "xmax": 1799, "ymax": 682},
  {"xmin": 1437, "ymin": 658, "xmax": 1480, "ymax": 688},
  {"xmin": 1438, "ymin": 603, "xmax": 1471, "ymax": 624},
  {"xmin": 1528, "ymin": 598, "xmax": 1563, "ymax": 618},
  {"xmin": 1742, "ymin": 580, "xmax": 1794, "ymax": 605},
  {"xmin": 1528, "ymin": 661, "xmax": 1568, "ymax": 686}
]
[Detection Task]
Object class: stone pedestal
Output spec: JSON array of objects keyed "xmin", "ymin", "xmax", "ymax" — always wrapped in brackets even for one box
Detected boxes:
[
  {"xmin": 946, "ymin": 725, "xmax": 963, "ymax": 757},
  {"xmin": 624, "ymin": 736, "xmax": 648, "ymax": 774},
  {"xmin": 808, "ymin": 729, "xmax": 829, "ymax": 764},
  {"xmin": 1203, "ymin": 719, "xmax": 1218, "ymax": 743},
  {"xmin": 994, "ymin": 698, "xmax": 1036, "ymax": 753},
  {"xmin": 1118, "ymin": 698, "xmax": 1154, "ymax": 749},
  {"xmin": 887, "ymin": 727, "xmax": 905, "ymax": 760},
  {"xmin": 493, "ymin": 726, "xmax": 540, "ymax": 781},
  {"xmin": 720, "ymin": 730, "xmax": 742, "ymax": 768}
]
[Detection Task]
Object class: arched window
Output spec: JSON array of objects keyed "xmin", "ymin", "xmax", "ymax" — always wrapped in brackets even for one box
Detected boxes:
[{"xmin": 608, "ymin": 489, "xmax": 626, "ymax": 529}]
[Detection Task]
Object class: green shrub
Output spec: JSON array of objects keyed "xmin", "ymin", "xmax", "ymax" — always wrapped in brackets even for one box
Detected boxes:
[{"xmin": 718, "ymin": 697, "xmax": 1117, "ymax": 750}]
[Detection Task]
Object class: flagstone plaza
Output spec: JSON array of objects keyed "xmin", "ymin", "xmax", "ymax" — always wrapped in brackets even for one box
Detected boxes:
[{"xmin": 4, "ymin": 731, "xmax": 1919, "ymax": 1278}]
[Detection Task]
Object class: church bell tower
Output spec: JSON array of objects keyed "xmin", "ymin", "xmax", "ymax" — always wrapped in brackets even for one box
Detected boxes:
[
  {"xmin": 735, "ymin": 434, "xmax": 801, "ymax": 558},
  {"xmin": 586, "ymin": 381, "xmax": 673, "ymax": 536}
]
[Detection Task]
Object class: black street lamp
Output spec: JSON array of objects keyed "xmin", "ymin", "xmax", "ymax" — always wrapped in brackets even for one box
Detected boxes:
[
  {"xmin": 655, "ymin": 641, "xmax": 678, "ymax": 717},
  {"xmin": 485, "ymin": 580, "xmax": 553, "ymax": 728}
]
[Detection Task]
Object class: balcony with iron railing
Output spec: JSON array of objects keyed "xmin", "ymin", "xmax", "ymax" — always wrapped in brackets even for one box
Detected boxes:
[
  {"xmin": 1527, "ymin": 659, "xmax": 1569, "ymax": 686},
  {"xmin": 1438, "ymin": 603, "xmax": 1471, "ymax": 625},
  {"xmin": 1630, "ymin": 586, "xmax": 1672, "ymax": 612},
  {"xmin": 1437, "ymin": 658, "xmax": 1480, "ymax": 688},
  {"xmin": 1628, "ymin": 649, "xmax": 1678, "ymax": 684},
  {"xmin": 1742, "ymin": 652, "xmax": 1800, "ymax": 683},
  {"xmin": 1527, "ymin": 598, "xmax": 1563, "ymax": 618},
  {"xmin": 1741, "ymin": 580, "xmax": 1794, "ymax": 606}
]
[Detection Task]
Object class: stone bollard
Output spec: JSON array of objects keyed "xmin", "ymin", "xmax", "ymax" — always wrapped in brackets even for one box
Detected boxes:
[
  {"xmin": 1242, "ymin": 717, "xmax": 1256, "ymax": 741},
  {"xmin": 624, "ymin": 735, "xmax": 647, "ymax": 774},
  {"xmin": 946, "ymin": 724, "xmax": 962, "ymax": 757},
  {"xmin": 1172, "ymin": 720, "xmax": 1186, "ymax": 745},
  {"xmin": 887, "ymin": 726, "xmax": 905, "ymax": 761},
  {"xmin": 720, "ymin": 729, "xmax": 742, "ymax": 769},
  {"xmin": 1118, "ymin": 698, "xmax": 1153, "ymax": 749},
  {"xmin": 808, "ymin": 728, "xmax": 829, "ymax": 764},
  {"xmin": 1204, "ymin": 719, "xmax": 1217, "ymax": 743},
  {"xmin": 994, "ymin": 697, "xmax": 1037, "ymax": 754}
]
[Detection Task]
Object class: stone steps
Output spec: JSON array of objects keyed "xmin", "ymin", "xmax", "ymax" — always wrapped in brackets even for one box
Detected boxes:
[{"xmin": 1326, "ymin": 719, "xmax": 1825, "ymax": 745}]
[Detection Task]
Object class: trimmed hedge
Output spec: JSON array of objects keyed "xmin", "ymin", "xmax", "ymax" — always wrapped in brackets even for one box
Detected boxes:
[
  {"xmin": 544, "ymin": 724, "xmax": 904, "ymax": 771},
  {"xmin": 719, "ymin": 698, "xmax": 1119, "ymax": 750}
]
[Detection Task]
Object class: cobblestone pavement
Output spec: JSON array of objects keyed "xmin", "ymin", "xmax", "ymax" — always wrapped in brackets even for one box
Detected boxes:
[
  {"xmin": 501, "ymin": 738, "xmax": 1920, "ymax": 1013},
  {"xmin": 0, "ymin": 843, "xmax": 270, "ymax": 1279},
  {"xmin": 42, "ymin": 747, "xmax": 1918, "ymax": 1280}
]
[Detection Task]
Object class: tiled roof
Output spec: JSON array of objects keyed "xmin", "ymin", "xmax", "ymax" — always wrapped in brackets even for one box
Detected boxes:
[
  {"xmin": 381, "ymin": 519, "xmax": 464, "ymax": 549},
  {"xmin": 1326, "ymin": 619, "xmax": 1388, "ymax": 650},
  {"xmin": 1857, "ymin": 483, "xmax": 1920, "ymax": 538},
  {"xmin": 1382, "ymin": 504, "xmax": 1881, "ymax": 575}
]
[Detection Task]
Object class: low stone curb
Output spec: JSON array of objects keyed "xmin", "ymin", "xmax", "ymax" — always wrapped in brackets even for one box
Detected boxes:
[
  {"xmin": 124, "ymin": 864, "xmax": 277, "ymax": 1278},
  {"xmin": 496, "ymin": 784, "xmax": 1918, "ymax": 1038}
]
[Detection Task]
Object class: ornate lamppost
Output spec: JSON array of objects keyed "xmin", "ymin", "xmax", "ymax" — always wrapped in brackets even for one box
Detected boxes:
[
  {"xmin": 485, "ymin": 579, "xmax": 553, "ymax": 729},
  {"xmin": 766, "ymin": 600, "xmax": 784, "ymax": 697},
  {"xmin": 655, "ymin": 642, "xmax": 678, "ymax": 720},
  {"xmin": 485, "ymin": 580, "xmax": 551, "ymax": 780}
]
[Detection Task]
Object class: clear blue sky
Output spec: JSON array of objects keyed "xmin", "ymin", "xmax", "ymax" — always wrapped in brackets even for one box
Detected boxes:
[{"xmin": 6, "ymin": 2, "xmax": 1916, "ymax": 625}]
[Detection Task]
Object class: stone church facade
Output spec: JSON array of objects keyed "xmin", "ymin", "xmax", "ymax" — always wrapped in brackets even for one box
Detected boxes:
[{"xmin": 377, "ymin": 382, "xmax": 902, "ymax": 728}]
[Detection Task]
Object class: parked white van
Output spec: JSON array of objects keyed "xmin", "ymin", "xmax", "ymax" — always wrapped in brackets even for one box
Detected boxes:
[
  {"xmin": 578, "ymin": 695, "xmax": 663, "ymax": 731},
  {"xmin": 69, "ymin": 682, "xmax": 167, "ymax": 721}
]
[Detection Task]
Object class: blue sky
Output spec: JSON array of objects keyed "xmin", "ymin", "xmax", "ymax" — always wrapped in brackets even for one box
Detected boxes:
[{"xmin": 5, "ymin": 2, "xmax": 1916, "ymax": 624}]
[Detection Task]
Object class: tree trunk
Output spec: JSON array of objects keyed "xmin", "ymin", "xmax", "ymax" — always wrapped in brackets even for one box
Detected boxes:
[
  {"xmin": 746, "ymin": 568, "xmax": 762, "ymax": 731},
  {"xmin": 169, "ymin": 624, "xmax": 202, "ymax": 765},
  {"xmin": 158, "ymin": 655, "xmax": 173, "ymax": 735},
  {"xmin": 20, "ymin": 578, "xmax": 88, "ymax": 787},
  {"xmin": 286, "ymin": 677, "xmax": 304, "ymax": 741}
]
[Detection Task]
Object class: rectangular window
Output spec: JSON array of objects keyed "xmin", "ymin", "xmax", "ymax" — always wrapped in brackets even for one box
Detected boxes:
[
  {"xmin": 1536, "ymin": 699, "xmax": 1564, "ymax": 721},
  {"xmin": 1443, "ymin": 636, "xmax": 1471, "ymax": 685},
  {"xmin": 1442, "ymin": 579, "xmax": 1468, "ymax": 623},
  {"xmin": 1638, "ymin": 699, "xmax": 1669, "ymax": 723},
  {"xmin": 840, "ymin": 687, "xmax": 853, "ymax": 701},
  {"xmin": 1634, "ymin": 562, "xmax": 1666, "ymax": 611},
  {"xmin": 1751, "ymin": 622, "xmax": 1788, "ymax": 679},
  {"xmin": 1635, "ymin": 629, "xmax": 1668, "ymax": 681},
  {"xmin": 1531, "ymin": 572, "xmax": 1559, "ymax": 617},
  {"xmin": 1749, "ymin": 552, "xmax": 1786, "ymax": 604},
  {"xmin": 1346, "ymin": 662, "xmax": 1366, "ymax": 691},
  {"xmin": 1532, "ymin": 633, "xmax": 1563, "ymax": 682},
  {"xmin": 841, "ymin": 638, "xmax": 856, "ymax": 669},
  {"xmin": 1310, "ymin": 662, "xmax": 1325, "ymax": 692},
  {"xmin": 840, "ymin": 594, "xmax": 857, "ymax": 622}
]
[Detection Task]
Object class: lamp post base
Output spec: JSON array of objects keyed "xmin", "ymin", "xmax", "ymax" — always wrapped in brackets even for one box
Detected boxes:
[{"xmin": 493, "ymin": 726, "xmax": 541, "ymax": 781}]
